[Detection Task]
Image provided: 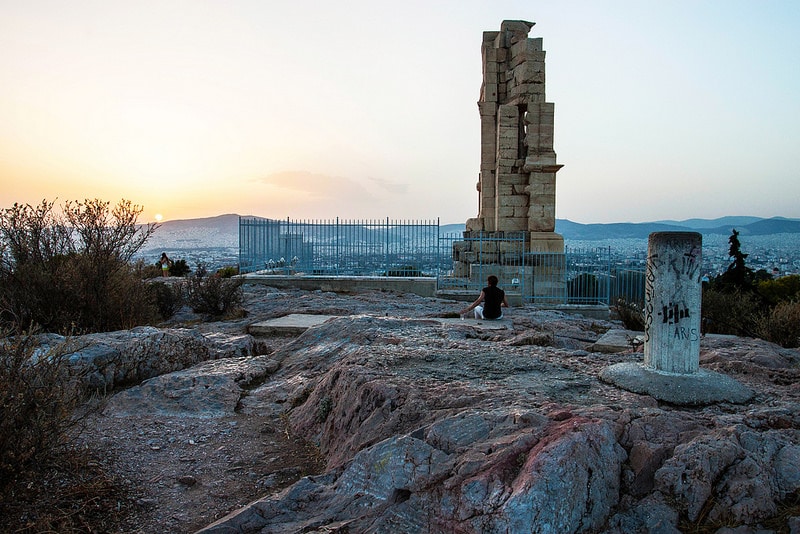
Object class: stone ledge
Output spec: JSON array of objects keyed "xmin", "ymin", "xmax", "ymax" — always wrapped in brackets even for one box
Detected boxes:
[
  {"xmin": 248, "ymin": 314, "xmax": 512, "ymax": 337},
  {"xmin": 241, "ymin": 275, "xmax": 437, "ymax": 298}
]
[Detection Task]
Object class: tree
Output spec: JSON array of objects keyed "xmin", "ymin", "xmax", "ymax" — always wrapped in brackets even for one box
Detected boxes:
[{"xmin": 710, "ymin": 229, "xmax": 759, "ymax": 293}]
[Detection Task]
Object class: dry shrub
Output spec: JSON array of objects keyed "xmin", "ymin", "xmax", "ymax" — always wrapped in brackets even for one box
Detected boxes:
[
  {"xmin": 0, "ymin": 199, "xmax": 159, "ymax": 333},
  {"xmin": 0, "ymin": 333, "xmax": 128, "ymax": 532},
  {"xmin": 148, "ymin": 280, "xmax": 186, "ymax": 320},
  {"xmin": 615, "ymin": 297, "xmax": 645, "ymax": 331},
  {"xmin": 0, "ymin": 334, "xmax": 81, "ymax": 480},
  {"xmin": 701, "ymin": 288, "xmax": 765, "ymax": 338},
  {"xmin": 757, "ymin": 300, "xmax": 800, "ymax": 348},
  {"xmin": 187, "ymin": 263, "xmax": 243, "ymax": 316}
]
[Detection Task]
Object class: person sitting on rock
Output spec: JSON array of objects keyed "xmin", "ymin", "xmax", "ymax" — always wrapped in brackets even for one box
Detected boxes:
[{"xmin": 460, "ymin": 275, "xmax": 509, "ymax": 320}]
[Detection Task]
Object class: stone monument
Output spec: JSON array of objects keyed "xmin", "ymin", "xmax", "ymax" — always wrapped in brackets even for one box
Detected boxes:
[
  {"xmin": 466, "ymin": 19, "xmax": 563, "ymax": 251},
  {"xmin": 452, "ymin": 20, "xmax": 565, "ymax": 298},
  {"xmin": 600, "ymin": 232, "xmax": 753, "ymax": 405}
]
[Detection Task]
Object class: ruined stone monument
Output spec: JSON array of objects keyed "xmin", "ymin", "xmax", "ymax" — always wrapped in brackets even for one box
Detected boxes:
[
  {"xmin": 601, "ymin": 232, "xmax": 753, "ymax": 405},
  {"xmin": 452, "ymin": 20, "xmax": 564, "ymax": 297},
  {"xmin": 468, "ymin": 20, "xmax": 562, "ymax": 247}
]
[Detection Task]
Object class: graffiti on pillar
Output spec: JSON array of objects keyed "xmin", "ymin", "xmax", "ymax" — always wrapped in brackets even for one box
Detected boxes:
[
  {"xmin": 682, "ymin": 245, "xmax": 702, "ymax": 282},
  {"xmin": 659, "ymin": 301, "xmax": 690, "ymax": 324},
  {"xmin": 673, "ymin": 325, "xmax": 699, "ymax": 341},
  {"xmin": 647, "ymin": 246, "xmax": 702, "ymax": 282},
  {"xmin": 643, "ymin": 254, "xmax": 657, "ymax": 343},
  {"xmin": 657, "ymin": 300, "xmax": 698, "ymax": 342}
]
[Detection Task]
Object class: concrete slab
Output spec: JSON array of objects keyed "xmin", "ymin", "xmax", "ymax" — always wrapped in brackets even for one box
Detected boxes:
[
  {"xmin": 248, "ymin": 314, "xmax": 338, "ymax": 336},
  {"xmin": 247, "ymin": 314, "xmax": 512, "ymax": 337}
]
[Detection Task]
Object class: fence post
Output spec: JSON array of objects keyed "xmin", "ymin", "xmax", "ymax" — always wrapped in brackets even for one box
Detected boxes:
[
  {"xmin": 385, "ymin": 217, "xmax": 390, "ymax": 276},
  {"xmin": 605, "ymin": 246, "xmax": 612, "ymax": 305},
  {"xmin": 336, "ymin": 217, "xmax": 340, "ymax": 275}
]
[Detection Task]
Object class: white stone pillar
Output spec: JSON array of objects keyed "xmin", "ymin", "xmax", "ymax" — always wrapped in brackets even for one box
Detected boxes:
[{"xmin": 644, "ymin": 232, "xmax": 703, "ymax": 374}]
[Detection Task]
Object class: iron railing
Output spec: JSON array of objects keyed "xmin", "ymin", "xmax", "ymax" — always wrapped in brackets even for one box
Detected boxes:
[
  {"xmin": 239, "ymin": 216, "xmax": 645, "ymax": 306},
  {"xmin": 436, "ymin": 232, "xmax": 528, "ymax": 296},
  {"xmin": 239, "ymin": 217, "xmax": 440, "ymax": 276}
]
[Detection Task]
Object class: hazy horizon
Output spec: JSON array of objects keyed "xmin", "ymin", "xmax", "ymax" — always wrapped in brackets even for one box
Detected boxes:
[{"xmin": 2, "ymin": 1, "xmax": 799, "ymax": 225}]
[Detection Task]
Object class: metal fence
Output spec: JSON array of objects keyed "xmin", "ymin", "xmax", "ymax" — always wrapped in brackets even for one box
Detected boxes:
[
  {"xmin": 436, "ymin": 232, "xmax": 528, "ymax": 295},
  {"xmin": 239, "ymin": 217, "xmax": 440, "ymax": 276},
  {"xmin": 519, "ymin": 247, "xmax": 614, "ymax": 305},
  {"xmin": 526, "ymin": 249, "xmax": 648, "ymax": 306},
  {"xmin": 239, "ymin": 216, "xmax": 644, "ymax": 307},
  {"xmin": 611, "ymin": 268, "xmax": 646, "ymax": 307}
]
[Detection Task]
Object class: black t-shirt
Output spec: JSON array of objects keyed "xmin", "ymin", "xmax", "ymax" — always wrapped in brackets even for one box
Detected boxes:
[{"xmin": 482, "ymin": 285, "xmax": 505, "ymax": 319}]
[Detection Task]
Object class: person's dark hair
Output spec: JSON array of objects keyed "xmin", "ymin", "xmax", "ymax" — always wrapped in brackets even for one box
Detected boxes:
[{"xmin": 487, "ymin": 275, "xmax": 498, "ymax": 287}]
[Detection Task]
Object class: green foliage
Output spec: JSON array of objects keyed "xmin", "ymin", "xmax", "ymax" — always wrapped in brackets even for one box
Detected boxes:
[
  {"xmin": 215, "ymin": 265, "xmax": 239, "ymax": 278},
  {"xmin": 0, "ymin": 199, "xmax": 158, "ymax": 333},
  {"xmin": 169, "ymin": 258, "xmax": 191, "ymax": 277},
  {"xmin": 710, "ymin": 229, "xmax": 758, "ymax": 292},
  {"xmin": 187, "ymin": 263, "xmax": 243, "ymax": 316},
  {"xmin": 316, "ymin": 396, "xmax": 333, "ymax": 423},
  {"xmin": 701, "ymin": 287, "xmax": 765, "ymax": 337},
  {"xmin": 757, "ymin": 274, "xmax": 800, "ymax": 306}
]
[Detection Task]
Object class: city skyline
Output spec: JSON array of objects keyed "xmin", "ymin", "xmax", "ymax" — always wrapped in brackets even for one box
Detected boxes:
[{"xmin": 2, "ymin": 1, "xmax": 799, "ymax": 225}]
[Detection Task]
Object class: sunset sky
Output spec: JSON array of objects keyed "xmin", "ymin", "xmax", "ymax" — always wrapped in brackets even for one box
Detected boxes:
[{"xmin": 1, "ymin": 0, "xmax": 799, "ymax": 224}]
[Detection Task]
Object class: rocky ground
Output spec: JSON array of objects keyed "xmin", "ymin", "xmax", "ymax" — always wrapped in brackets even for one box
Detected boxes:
[
  {"xmin": 70, "ymin": 285, "xmax": 476, "ymax": 532},
  {"xmin": 62, "ymin": 284, "xmax": 800, "ymax": 533}
]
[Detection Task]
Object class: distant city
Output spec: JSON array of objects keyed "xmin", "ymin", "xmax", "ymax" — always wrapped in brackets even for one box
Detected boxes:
[{"xmin": 137, "ymin": 214, "xmax": 800, "ymax": 278}]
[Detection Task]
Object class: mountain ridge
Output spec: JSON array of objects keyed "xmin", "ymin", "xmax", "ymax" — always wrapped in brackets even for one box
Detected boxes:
[{"xmin": 152, "ymin": 214, "xmax": 800, "ymax": 242}]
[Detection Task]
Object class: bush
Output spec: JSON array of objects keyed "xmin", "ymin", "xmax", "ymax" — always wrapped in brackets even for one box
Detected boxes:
[
  {"xmin": 701, "ymin": 288, "xmax": 765, "ymax": 337},
  {"xmin": 757, "ymin": 275, "xmax": 800, "ymax": 306},
  {"xmin": 0, "ymin": 199, "xmax": 158, "ymax": 333},
  {"xmin": 0, "ymin": 332, "xmax": 126, "ymax": 531},
  {"xmin": 756, "ymin": 300, "xmax": 800, "ymax": 348},
  {"xmin": 169, "ymin": 258, "xmax": 191, "ymax": 277},
  {"xmin": 615, "ymin": 297, "xmax": 645, "ymax": 331},
  {"xmin": 187, "ymin": 264, "xmax": 243, "ymax": 316},
  {"xmin": 149, "ymin": 281, "xmax": 186, "ymax": 320},
  {"xmin": 138, "ymin": 260, "xmax": 163, "ymax": 279},
  {"xmin": 215, "ymin": 265, "xmax": 239, "ymax": 278},
  {"xmin": 0, "ymin": 333, "xmax": 82, "ymax": 484}
]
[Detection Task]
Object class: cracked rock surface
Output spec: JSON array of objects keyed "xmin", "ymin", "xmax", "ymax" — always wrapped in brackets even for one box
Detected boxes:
[{"xmin": 70, "ymin": 285, "xmax": 799, "ymax": 533}]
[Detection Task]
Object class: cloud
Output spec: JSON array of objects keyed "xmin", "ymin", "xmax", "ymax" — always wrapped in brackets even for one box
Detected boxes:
[
  {"xmin": 257, "ymin": 171, "xmax": 364, "ymax": 199},
  {"xmin": 251, "ymin": 170, "xmax": 412, "ymax": 218},
  {"xmin": 367, "ymin": 176, "xmax": 408, "ymax": 195}
]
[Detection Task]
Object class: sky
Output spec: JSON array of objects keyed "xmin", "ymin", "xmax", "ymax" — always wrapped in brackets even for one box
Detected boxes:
[{"xmin": 1, "ymin": 1, "xmax": 799, "ymax": 225}]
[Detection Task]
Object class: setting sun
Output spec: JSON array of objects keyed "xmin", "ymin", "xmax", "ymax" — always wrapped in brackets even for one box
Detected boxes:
[{"xmin": 154, "ymin": 213, "xmax": 163, "ymax": 222}]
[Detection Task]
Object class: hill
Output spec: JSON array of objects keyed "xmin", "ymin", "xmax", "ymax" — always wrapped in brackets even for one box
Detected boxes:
[
  {"xmin": 555, "ymin": 216, "xmax": 800, "ymax": 240},
  {"xmin": 145, "ymin": 215, "xmax": 800, "ymax": 248}
]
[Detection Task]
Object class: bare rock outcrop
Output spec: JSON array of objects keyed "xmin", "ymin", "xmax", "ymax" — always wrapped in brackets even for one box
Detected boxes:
[
  {"xmin": 198, "ymin": 315, "xmax": 800, "ymax": 533},
  {"xmin": 48, "ymin": 326, "xmax": 255, "ymax": 392}
]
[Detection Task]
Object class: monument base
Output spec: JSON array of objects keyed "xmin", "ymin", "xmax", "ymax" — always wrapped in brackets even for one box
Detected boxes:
[
  {"xmin": 529, "ymin": 232, "xmax": 564, "ymax": 253},
  {"xmin": 599, "ymin": 362, "xmax": 753, "ymax": 406}
]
